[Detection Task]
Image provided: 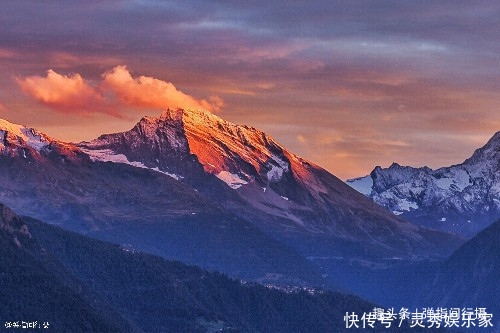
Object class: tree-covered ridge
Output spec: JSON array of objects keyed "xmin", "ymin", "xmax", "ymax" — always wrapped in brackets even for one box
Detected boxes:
[{"xmin": 1, "ymin": 204, "xmax": 446, "ymax": 332}]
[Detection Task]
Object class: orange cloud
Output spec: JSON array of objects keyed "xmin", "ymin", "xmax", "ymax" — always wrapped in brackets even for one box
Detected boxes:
[
  {"xmin": 102, "ymin": 66, "xmax": 223, "ymax": 112},
  {"xmin": 16, "ymin": 67, "xmax": 224, "ymax": 116},
  {"xmin": 16, "ymin": 70, "xmax": 114, "ymax": 115}
]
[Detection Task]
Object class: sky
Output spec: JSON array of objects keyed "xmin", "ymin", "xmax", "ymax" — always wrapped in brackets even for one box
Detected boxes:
[{"xmin": 0, "ymin": 0, "xmax": 499, "ymax": 179}]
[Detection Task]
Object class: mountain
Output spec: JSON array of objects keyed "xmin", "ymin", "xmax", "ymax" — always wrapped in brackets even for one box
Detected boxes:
[
  {"xmin": 0, "ymin": 117, "xmax": 323, "ymax": 286},
  {"xmin": 0, "ymin": 110, "xmax": 463, "ymax": 291},
  {"xmin": 2, "ymin": 203, "xmax": 436, "ymax": 333},
  {"xmin": 0, "ymin": 204, "xmax": 134, "ymax": 332},
  {"xmin": 79, "ymin": 108, "xmax": 463, "ymax": 259},
  {"xmin": 422, "ymin": 219, "xmax": 500, "ymax": 329},
  {"xmin": 347, "ymin": 132, "xmax": 500, "ymax": 236}
]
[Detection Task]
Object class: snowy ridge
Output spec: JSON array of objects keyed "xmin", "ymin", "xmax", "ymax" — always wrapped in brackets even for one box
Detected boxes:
[
  {"xmin": 80, "ymin": 108, "xmax": 300, "ymax": 191},
  {"xmin": 0, "ymin": 112, "xmax": 466, "ymax": 258},
  {"xmin": 81, "ymin": 148, "xmax": 182, "ymax": 180},
  {"xmin": 346, "ymin": 132, "xmax": 500, "ymax": 235},
  {"xmin": 0, "ymin": 119, "xmax": 26, "ymax": 142},
  {"xmin": 216, "ymin": 171, "xmax": 248, "ymax": 189},
  {"xmin": 174, "ymin": 108, "xmax": 294, "ymax": 188},
  {"xmin": 0, "ymin": 119, "xmax": 51, "ymax": 153}
]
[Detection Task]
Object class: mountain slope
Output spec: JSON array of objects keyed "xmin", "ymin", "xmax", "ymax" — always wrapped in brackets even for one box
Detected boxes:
[
  {"xmin": 0, "ymin": 204, "xmax": 134, "ymax": 332},
  {"xmin": 0, "ymin": 118, "xmax": 323, "ymax": 285},
  {"xmin": 422, "ymin": 219, "xmax": 500, "ymax": 328},
  {"xmin": 347, "ymin": 132, "xmax": 500, "ymax": 236},
  {"xmin": 80, "ymin": 108, "xmax": 464, "ymax": 258},
  {"xmin": 2, "ymin": 203, "xmax": 434, "ymax": 333}
]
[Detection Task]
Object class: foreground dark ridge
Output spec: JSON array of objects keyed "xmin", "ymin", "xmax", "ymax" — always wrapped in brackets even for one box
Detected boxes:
[{"xmin": 0, "ymin": 203, "xmax": 445, "ymax": 332}]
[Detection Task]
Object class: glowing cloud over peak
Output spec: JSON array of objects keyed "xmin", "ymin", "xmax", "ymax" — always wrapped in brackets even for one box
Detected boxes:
[
  {"xmin": 102, "ymin": 66, "xmax": 223, "ymax": 113},
  {"xmin": 16, "ymin": 70, "xmax": 112, "ymax": 115}
]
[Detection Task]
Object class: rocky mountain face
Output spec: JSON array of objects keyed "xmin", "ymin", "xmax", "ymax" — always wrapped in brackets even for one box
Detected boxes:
[
  {"xmin": 79, "ymin": 108, "xmax": 463, "ymax": 258},
  {"xmin": 0, "ymin": 110, "xmax": 464, "ymax": 290},
  {"xmin": 347, "ymin": 132, "xmax": 499, "ymax": 236},
  {"xmin": 0, "ymin": 117, "xmax": 323, "ymax": 286}
]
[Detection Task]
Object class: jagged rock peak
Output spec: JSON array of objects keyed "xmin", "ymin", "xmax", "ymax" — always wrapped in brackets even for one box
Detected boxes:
[
  {"xmin": 159, "ymin": 107, "xmax": 221, "ymax": 122},
  {"xmin": 155, "ymin": 108, "xmax": 262, "ymax": 136},
  {"xmin": 487, "ymin": 130, "xmax": 500, "ymax": 143},
  {"xmin": 347, "ymin": 131, "xmax": 500, "ymax": 235},
  {"xmin": 0, "ymin": 118, "xmax": 54, "ymax": 156}
]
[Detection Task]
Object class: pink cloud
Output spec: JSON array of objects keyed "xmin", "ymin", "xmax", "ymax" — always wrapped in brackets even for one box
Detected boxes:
[
  {"xmin": 16, "ymin": 70, "xmax": 114, "ymax": 115},
  {"xmin": 16, "ymin": 67, "xmax": 224, "ymax": 116},
  {"xmin": 102, "ymin": 66, "xmax": 224, "ymax": 112}
]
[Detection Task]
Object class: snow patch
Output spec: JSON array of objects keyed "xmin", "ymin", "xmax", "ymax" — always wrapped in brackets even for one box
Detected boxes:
[
  {"xmin": 267, "ymin": 165, "xmax": 284, "ymax": 181},
  {"xmin": 280, "ymin": 196, "xmax": 289, "ymax": 201},
  {"xmin": 216, "ymin": 171, "xmax": 248, "ymax": 189},
  {"xmin": 151, "ymin": 167, "xmax": 183, "ymax": 180},
  {"xmin": 397, "ymin": 199, "xmax": 418, "ymax": 212},
  {"xmin": 21, "ymin": 128, "xmax": 49, "ymax": 151},
  {"xmin": 440, "ymin": 217, "xmax": 447, "ymax": 222},
  {"xmin": 267, "ymin": 154, "xmax": 289, "ymax": 181},
  {"xmin": 81, "ymin": 148, "xmax": 183, "ymax": 180},
  {"xmin": 434, "ymin": 168, "xmax": 471, "ymax": 192}
]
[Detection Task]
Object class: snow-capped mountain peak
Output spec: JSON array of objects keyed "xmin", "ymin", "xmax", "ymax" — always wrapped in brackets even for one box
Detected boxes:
[
  {"xmin": 0, "ymin": 118, "xmax": 52, "ymax": 156},
  {"xmin": 74, "ymin": 108, "xmax": 465, "ymax": 256},
  {"xmin": 81, "ymin": 108, "xmax": 298, "ymax": 190},
  {"xmin": 0, "ymin": 111, "xmax": 465, "ymax": 258},
  {"xmin": 0, "ymin": 118, "xmax": 26, "ymax": 138},
  {"xmin": 0, "ymin": 118, "xmax": 85, "ymax": 163},
  {"xmin": 370, "ymin": 162, "xmax": 431, "ymax": 193},
  {"xmin": 346, "ymin": 131, "xmax": 500, "ymax": 236},
  {"xmin": 463, "ymin": 131, "xmax": 500, "ymax": 178}
]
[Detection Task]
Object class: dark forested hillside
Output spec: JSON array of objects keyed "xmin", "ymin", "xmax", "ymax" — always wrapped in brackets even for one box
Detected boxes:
[
  {"xmin": 0, "ymin": 205, "xmax": 134, "ymax": 332},
  {"xmin": 422, "ymin": 219, "xmax": 500, "ymax": 328},
  {"xmin": 0, "ymin": 204, "xmax": 443, "ymax": 332},
  {"xmin": 23, "ymin": 216, "xmax": 364, "ymax": 332}
]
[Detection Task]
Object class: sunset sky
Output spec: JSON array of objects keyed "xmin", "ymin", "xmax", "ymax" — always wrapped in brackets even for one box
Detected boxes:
[{"xmin": 0, "ymin": 1, "xmax": 499, "ymax": 179}]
